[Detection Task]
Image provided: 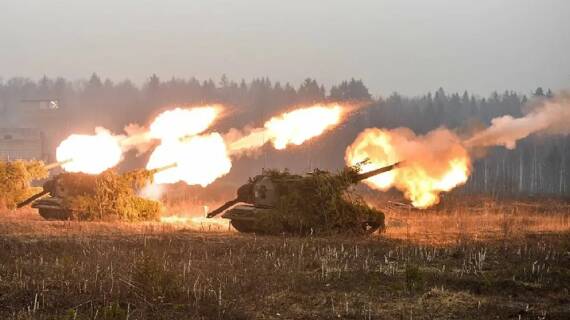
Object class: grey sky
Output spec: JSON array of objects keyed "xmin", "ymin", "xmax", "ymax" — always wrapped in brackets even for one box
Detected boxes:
[{"xmin": 0, "ymin": 0, "xmax": 568, "ymax": 96}]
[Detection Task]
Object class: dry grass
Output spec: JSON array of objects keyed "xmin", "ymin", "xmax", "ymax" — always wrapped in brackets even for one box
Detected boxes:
[
  {"xmin": 383, "ymin": 199, "xmax": 570, "ymax": 245},
  {"xmin": 0, "ymin": 196, "xmax": 568, "ymax": 319}
]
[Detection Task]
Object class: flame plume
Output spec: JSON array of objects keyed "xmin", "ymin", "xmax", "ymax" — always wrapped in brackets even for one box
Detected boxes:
[
  {"xmin": 228, "ymin": 104, "xmax": 345, "ymax": 154},
  {"xmin": 265, "ymin": 104, "xmax": 344, "ymax": 150},
  {"xmin": 149, "ymin": 106, "xmax": 220, "ymax": 141},
  {"xmin": 346, "ymin": 128, "xmax": 471, "ymax": 208}
]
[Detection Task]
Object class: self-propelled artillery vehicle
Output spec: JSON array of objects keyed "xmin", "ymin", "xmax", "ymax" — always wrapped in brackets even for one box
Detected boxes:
[
  {"xmin": 17, "ymin": 163, "xmax": 176, "ymax": 221},
  {"xmin": 207, "ymin": 162, "xmax": 403, "ymax": 235}
]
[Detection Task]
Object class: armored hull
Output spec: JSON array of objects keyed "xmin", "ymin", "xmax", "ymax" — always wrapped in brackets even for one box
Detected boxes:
[{"xmin": 222, "ymin": 204, "xmax": 384, "ymax": 234}]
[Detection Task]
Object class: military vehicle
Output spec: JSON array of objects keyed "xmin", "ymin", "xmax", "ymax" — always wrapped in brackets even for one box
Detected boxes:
[
  {"xmin": 0, "ymin": 159, "xmax": 48, "ymax": 210},
  {"xmin": 207, "ymin": 162, "xmax": 403, "ymax": 235},
  {"xmin": 17, "ymin": 163, "xmax": 176, "ymax": 221}
]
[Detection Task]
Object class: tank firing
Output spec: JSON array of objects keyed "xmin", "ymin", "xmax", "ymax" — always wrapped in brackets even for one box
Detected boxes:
[
  {"xmin": 205, "ymin": 161, "xmax": 404, "ymax": 235},
  {"xmin": 207, "ymin": 161, "xmax": 405, "ymax": 218}
]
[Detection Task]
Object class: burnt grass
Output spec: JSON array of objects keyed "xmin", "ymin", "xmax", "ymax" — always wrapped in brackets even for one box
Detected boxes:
[{"xmin": 0, "ymin": 227, "xmax": 568, "ymax": 320}]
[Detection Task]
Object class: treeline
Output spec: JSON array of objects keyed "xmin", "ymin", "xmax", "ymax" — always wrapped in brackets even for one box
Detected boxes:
[
  {"xmin": 0, "ymin": 74, "xmax": 369, "ymax": 131},
  {"xmin": 0, "ymin": 74, "xmax": 567, "ymax": 196}
]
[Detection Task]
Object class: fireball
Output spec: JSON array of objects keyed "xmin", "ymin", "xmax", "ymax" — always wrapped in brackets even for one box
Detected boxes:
[
  {"xmin": 345, "ymin": 128, "xmax": 397, "ymax": 190},
  {"xmin": 147, "ymin": 133, "xmax": 232, "ymax": 186},
  {"xmin": 56, "ymin": 127, "xmax": 123, "ymax": 174},
  {"xmin": 346, "ymin": 128, "xmax": 471, "ymax": 208}
]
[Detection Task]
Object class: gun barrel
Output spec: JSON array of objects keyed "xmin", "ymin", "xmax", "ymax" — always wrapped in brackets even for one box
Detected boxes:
[
  {"xmin": 356, "ymin": 161, "xmax": 404, "ymax": 182},
  {"xmin": 149, "ymin": 163, "xmax": 178, "ymax": 175},
  {"xmin": 44, "ymin": 159, "xmax": 73, "ymax": 171},
  {"xmin": 16, "ymin": 190, "xmax": 49, "ymax": 208},
  {"xmin": 207, "ymin": 198, "xmax": 239, "ymax": 218}
]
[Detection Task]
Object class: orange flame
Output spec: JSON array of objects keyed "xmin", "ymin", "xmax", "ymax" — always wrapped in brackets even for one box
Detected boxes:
[
  {"xmin": 346, "ymin": 128, "xmax": 471, "ymax": 208},
  {"xmin": 266, "ymin": 104, "xmax": 344, "ymax": 149},
  {"xmin": 149, "ymin": 106, "xmax": 220, "ymax": 141},
  {"xmin": 56, "ymin": 127, "xmax": 123, "ymax": 174},
  {"xmin": 228, "ymin": 103, "xmax": 345, "ymax": 154}
]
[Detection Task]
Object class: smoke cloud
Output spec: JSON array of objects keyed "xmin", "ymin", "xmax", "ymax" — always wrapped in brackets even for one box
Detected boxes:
[{"xmin": 465, "ymin": 95, "xmax": 570, "ymax": 150}]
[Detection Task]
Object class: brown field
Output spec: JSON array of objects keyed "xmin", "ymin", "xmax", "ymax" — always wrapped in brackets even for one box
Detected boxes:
[{"xmin": 0, "ymin": 197, "xmax": 569, "ymax": 319}]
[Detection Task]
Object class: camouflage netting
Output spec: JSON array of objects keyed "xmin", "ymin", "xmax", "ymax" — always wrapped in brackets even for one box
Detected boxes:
[
  {"xmin": 258, "ymin": 165, "xmax": 385, "ymax": 235},
  {"xmin": 57, "ymin": 169, "xmax": 162, "ymax": 221},
  {"xmin": 0, "ymin": 160, "xmax": 48, "ymax": 210}
]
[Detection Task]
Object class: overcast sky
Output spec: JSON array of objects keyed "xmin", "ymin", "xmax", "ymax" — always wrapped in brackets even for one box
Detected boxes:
[{"xmin": 0, "ymin": 0, "xmax": 568, "ymax": 96}]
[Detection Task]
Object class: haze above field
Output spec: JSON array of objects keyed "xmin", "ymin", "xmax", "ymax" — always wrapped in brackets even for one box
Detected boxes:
[{"xmin": 1, "ymin": 0, "xmax": 569, "ymax": 96}]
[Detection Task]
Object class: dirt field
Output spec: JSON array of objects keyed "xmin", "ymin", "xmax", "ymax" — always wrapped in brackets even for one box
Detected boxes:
[{"xmin": 0, "ymin": 198, "xmax": 569, "ymax": 319}]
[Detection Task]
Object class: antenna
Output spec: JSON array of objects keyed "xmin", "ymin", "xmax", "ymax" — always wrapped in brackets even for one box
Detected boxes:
[{"xmin": 263, "ymin": 130, "xmax": 267, "ymax": 170}]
